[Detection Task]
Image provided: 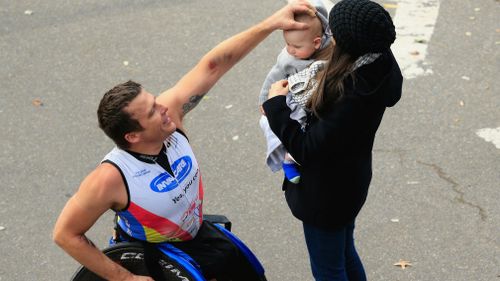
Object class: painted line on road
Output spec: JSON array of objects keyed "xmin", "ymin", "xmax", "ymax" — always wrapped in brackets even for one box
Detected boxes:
[
  {"xmin": 383, "ymin": 3, "xmax": 398, "ymax": 9},
  {"xmin": 476, "ymin": 127, "xmax": 500, "ymax": 149},
  {"xmin": 392, "ymin": 0, "xmax": 440, "ymax": 79},
  {"xmin": 295, "ymin": 0, "xmax": 441, "ymax": 80}
]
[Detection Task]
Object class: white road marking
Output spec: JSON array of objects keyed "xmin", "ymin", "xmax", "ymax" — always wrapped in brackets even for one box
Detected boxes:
[
  {"xmin": 296, "ymin": 0, "xmax": 441, "ymax": 80},
  {"xmin": 476, "ymin": 127, "xmax": 500, "ymax": 149},
  {"xmin": 392, "ymin": 0, "xmax": 440, "ymax": 79}
]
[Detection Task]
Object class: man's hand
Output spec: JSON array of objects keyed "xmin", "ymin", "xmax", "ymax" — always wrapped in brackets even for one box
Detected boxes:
[
  {"xmin": 266, "ymin": 0, "xmax": 316, "ymax": 31},
  {"xmin": 268, "ymin": 79, "xmax": 290, "ymax": 100}
]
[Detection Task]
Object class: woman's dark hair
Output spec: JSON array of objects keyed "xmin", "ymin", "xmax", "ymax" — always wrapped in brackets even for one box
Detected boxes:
[
  {"xmin": 308, "ymin": 44, "xmax": 357, "ymax": 117},
  {"xmin": 97, "ymin": 80, "xmax": 144, "ymax": 149}
]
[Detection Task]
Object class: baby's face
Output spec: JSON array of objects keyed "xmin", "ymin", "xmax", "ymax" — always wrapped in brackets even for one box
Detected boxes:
[{"xmin": 283, "ymin": 29, "xmax": 320, "ymax": 60}]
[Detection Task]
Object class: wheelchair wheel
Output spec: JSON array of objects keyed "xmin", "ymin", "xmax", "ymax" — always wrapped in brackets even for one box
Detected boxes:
[{"xmin": 71, "ymin": 242, "xmax": 200, "ymax": 281}]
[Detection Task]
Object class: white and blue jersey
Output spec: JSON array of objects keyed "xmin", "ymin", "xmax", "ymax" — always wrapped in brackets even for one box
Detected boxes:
[{"xmin": 102, "ymin": 130, "xmax": 204, "ymax": 242}]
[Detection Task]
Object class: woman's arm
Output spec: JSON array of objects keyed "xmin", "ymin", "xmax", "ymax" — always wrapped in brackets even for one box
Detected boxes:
[{"xmin": 156, "ymin": 1, "xmax": 315, "ymax": 131}]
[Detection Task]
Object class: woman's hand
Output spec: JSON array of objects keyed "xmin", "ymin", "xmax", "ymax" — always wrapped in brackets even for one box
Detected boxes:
[
  {"xmin": 265, "ymin": 0, "xmax": 316, "ymax": 31},
  {"xmin": 268, "ymin": 79, "xmax": 289, "ymax": 100}
]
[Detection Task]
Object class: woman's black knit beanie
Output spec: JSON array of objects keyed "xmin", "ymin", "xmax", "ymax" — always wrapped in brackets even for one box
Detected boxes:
[{"xmin": 329, "ymin": 0, "xmax": 396, "ymax": 57}]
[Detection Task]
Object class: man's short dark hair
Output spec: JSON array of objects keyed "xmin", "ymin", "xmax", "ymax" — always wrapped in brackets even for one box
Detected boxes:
[{"xmin": 97, "ymin": 80, "xmax": 144, "ymax": 149}]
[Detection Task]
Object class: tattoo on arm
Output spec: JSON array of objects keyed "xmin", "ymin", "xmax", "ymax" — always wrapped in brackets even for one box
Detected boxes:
[
  {"xmin": 182, "ymin": 93, "xmax": 206, "ymax": 114},
  {"xmin": 181, "ymin": 53, "xmax": 231, "ymax": 114}
]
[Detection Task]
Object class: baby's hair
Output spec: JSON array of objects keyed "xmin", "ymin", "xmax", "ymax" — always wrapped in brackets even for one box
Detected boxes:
[{"xmin": 294, "ymin": 13, "xmax": 323, "ymax": 37}]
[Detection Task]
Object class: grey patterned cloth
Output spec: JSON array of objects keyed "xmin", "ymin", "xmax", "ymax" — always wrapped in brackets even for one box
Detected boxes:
[
  {"xmin": 288, "ymin": 60, "xmax": 328, "ymax": 109},
  {"xmin": 353, "ymin": 53, "xmax": 382, "ymax": 70},
  {"xmin": 287, "ymin": 53, "xmax": 382, "ymax": 115}
]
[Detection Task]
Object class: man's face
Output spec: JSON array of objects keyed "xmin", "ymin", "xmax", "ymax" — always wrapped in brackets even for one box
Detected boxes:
[
  {"xmin": 283, "ymin": 29, "xmax": 320, "ymax": 59},
  {"xmin": 125, "ymin": 90, "xmax": 176, "ymax": 145}
]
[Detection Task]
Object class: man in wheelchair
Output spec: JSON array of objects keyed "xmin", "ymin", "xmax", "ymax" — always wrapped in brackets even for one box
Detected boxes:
[{"xmin": 52, "ymin": 1, "xmax": 316, "ymax": 280}]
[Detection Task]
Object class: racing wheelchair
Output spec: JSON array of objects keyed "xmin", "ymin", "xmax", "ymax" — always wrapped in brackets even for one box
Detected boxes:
[{"xmin": 71, "ymin": 215, "xmax": 267, "ymax": 281}]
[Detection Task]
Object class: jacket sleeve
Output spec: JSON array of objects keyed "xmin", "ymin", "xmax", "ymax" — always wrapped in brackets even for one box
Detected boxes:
[{"xmin": 262, "ymin": 94, "xmax": 365, "ymax": 165}]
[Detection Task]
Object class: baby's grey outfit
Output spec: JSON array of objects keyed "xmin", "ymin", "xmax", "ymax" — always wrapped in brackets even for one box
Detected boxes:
[
  {"xmin": 260, "ymin": 61, "xmax": 327, "ymax": 172},
  {"xmin": 259, "ymin": 0, "xmax": 331, "ymax": 172}
]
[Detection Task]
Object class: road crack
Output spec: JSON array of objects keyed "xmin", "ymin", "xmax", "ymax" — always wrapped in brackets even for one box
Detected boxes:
[{"xmin": 417, "ymin": 161, "xmax": 487, "ymax": 221}]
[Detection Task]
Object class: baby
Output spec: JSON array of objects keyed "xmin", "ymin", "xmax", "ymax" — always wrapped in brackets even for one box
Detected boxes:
[{"xmin": 259, "ymin": 0, "xmax": 333, "ymax": 184}]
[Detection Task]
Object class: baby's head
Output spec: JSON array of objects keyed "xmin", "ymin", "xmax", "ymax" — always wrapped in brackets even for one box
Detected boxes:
[{"xmin": 283, "ymin": 13, "xmax": 323, "ymax": 60}]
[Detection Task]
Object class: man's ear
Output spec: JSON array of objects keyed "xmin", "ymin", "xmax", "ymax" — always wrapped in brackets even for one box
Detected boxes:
[
  {"xmin": 124, "ymin": 132, "xmax": 140, "ymax": 145},
  {"xmin": 313, "ymin": 36, "xmax": 322, "ymax": 49}
]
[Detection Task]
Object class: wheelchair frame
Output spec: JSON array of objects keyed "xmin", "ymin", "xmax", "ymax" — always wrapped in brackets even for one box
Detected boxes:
[{"xmin": 71, "ymin": 215, "xmax": 266, "ymax": 281}]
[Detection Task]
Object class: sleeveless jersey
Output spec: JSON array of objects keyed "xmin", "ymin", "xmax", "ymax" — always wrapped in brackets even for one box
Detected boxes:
[{"xmin": 102, "ymin": 131, "xmax": 204, "ymax": 243}]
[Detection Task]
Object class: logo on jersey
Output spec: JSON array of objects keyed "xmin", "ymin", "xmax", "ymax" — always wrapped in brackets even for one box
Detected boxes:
[
  {"xmin": 172, "ymin": 156, "xmax": 192, "ymax": 182},
  {"xmin": 150, "ymin": 156, "xmax": 192, "ymax": 192}
]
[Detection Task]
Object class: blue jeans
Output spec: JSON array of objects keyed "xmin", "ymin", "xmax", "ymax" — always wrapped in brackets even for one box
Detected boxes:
[{"xmin": 303, "ymin": 221, "xmax": 367, "ymax": 281}]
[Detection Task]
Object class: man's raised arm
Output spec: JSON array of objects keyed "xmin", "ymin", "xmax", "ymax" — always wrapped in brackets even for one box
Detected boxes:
[{"xmin": 156, "ymin": 1, "xmax": 315, "ymax": 130}]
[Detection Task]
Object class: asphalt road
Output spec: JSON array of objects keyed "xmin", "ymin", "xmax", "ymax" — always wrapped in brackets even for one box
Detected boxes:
[{"xmin": 0, "ymin": 0, "xmax": 498, "ymax": 280}]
